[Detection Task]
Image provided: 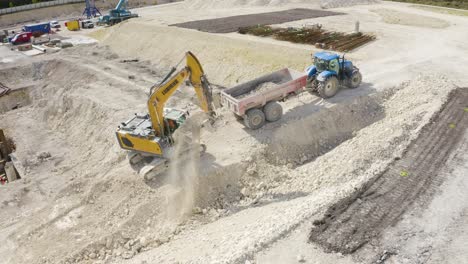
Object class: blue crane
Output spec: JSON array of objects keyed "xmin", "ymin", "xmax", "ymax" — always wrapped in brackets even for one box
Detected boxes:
[
  {"xmin": 83, "ymin": 0, "xmax": 101, "ymax": 18},
  {"xmin": 100, "ymin": 0, "xmax": 138, "ymax": 25}
]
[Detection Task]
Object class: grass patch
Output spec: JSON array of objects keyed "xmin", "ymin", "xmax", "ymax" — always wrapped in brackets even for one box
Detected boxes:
[{"xmin": 388, "ymin": 0, "xmax": 468, "ymax": 10}]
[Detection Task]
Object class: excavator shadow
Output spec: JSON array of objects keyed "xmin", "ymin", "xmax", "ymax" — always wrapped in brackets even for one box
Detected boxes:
[{"xmin": 142, "ymin": 152, "xmax": 224, "ymax": 190}]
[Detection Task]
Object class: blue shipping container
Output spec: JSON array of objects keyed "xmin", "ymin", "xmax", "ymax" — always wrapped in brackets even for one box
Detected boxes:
[{"xmin": 22, "ymin": 23, "xmax": 51, "ymax": 35}]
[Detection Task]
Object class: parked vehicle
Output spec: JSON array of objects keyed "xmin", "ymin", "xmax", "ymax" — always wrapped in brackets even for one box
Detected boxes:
[
  {"xmin": 10, "ymin": 32, "xmax": 32, "ymax": 45},
  {"xmin": 50, "ymin": 21, "xmax": 61, "ymax": 28},
  {"xmin": 220, "ymin": 68, "xmax": 306, "ymax": 129},
  {"xmin": 22, "ymin": 23, "xmax": 51, "ymax": 36},
  {"xmin": 80, "ymin": 20, "xmax": 95, "ymax": 29}
]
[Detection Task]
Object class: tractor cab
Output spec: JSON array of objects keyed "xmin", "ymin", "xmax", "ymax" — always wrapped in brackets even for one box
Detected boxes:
[{"xmin": 313, "ymin": 51, "xmax": 341, "ymax": 74}]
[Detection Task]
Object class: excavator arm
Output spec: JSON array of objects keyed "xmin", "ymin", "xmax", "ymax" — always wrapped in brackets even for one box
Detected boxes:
[{"xmin": 147, "ymin": 51, "xmax": 214, "ymax": 137}]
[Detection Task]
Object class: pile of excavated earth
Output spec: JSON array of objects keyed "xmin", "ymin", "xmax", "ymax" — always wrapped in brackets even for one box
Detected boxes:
[{"xmin": 1, "ymin": 0, "xmax": 468, "ymax": 263}]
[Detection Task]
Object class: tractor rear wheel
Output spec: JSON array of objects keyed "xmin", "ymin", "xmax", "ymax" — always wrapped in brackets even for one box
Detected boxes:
[
  {"xmin": 348, "ymin": 70, "xmax": 362, "ymax": 89},
  {"xmin": 317, "ymin": 76, "xmax": 339, "ymax": 98},
  {"xmin": 244, "ymin": 108, "xmax": 266, "ymax": 130},
  {"xmin": 263, "ymin": 101, "xmax": 283, "ymax": 122}
]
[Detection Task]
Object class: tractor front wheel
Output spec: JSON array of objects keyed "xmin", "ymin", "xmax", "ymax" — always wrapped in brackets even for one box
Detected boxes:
[
  {"xmin": 348, "ymin": 70, "xmax": 362, "ymax": 89},
  {"xmin": 317, "ymin": 76, "xmax": 339, "ymax": 98}
]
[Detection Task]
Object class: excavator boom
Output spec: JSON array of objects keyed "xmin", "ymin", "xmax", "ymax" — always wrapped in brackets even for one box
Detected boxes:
[
  {"xmin": 116, "ymin": 51, "xmax": 214, "ymax": 159},
  {"xmin": 147, "ymin": 51, "xmax": 214, "ymax": 137}
]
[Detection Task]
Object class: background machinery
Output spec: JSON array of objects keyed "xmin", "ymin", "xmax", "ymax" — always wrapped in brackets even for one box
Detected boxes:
[
  {"xmin": 83, "ymin": 0, "xmax": 101, "ymax": 18},
  {"xmin": 100, "ymin": 0, "xmax": 138, "ymax": 26},
  {"xmin": 116, "ymin": 51, "xmax": 215, "ymax": 179},
  {"xmin": 305, "ymin": 52, "xmax": 362, "ymax": 98}
]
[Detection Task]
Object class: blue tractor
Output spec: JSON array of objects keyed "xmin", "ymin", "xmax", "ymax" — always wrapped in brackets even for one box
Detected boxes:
[{"xmin": 305, "ymin": 52, "xmax": 362, "ymax": 98}]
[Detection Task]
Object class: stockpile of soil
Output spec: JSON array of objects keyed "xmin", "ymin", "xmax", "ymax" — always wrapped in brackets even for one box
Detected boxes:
[
  {"xmin": 235, "ymin": 82, "xmax": 278, "ymax": 99},
  {"xmin": 320, "ymin": 0, "xmax": 379, "ymax": 9}
]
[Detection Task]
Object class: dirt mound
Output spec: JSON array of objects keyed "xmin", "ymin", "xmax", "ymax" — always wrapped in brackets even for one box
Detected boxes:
[
  {"xmin": 93, "ymin": 23, "xmax": 311, "ymax": 87},
  {"xmin": 309, "ymin": 88, "xmax": 468, "ymax": 254},
  {"xmin": 320, "ymin": 0, "xmax": 379, "ymax": 9},
  {"xmin": 266, "ymin": 94, "xmax": 385, "ymax": 165},
  {"xmin": 371, "ymin": 8, "xmax": 450, "ymax": 29},
  {"xmin": 184, "ymin": 0, "xmax": 321, "ymax": 9},
  {"xmin": 0, "ymin": 51, "xmax": 246, "ymax": 263}
]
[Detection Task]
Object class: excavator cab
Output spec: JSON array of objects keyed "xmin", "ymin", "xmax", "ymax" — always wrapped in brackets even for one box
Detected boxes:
[{"xmin": 163, "ymin": 108, "xmax": 188, "ymax": 134}]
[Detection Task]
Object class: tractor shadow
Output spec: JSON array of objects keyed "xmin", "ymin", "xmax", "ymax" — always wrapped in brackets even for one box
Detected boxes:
[
  {"xmin": 238, "ymin": 81, "xmax": 378, "ymax": 142},
  {"xmin": 233, "ymin": 81, "xmax": 385, "ymax": 167}
]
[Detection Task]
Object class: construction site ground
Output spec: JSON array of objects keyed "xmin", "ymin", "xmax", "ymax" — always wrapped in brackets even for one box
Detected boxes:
[{"xmin": 1, "ymin": 1, "xmax": 468, "ymax": 263}]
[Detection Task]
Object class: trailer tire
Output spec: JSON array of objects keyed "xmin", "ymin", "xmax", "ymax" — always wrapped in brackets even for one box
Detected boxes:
[
  {"xmin": 264, "ymin": 101, "xmax": 283, "ymax": 122},
  {"xmin": 244, "ymin": 109, "xmax": 266, "ymax": 130}
]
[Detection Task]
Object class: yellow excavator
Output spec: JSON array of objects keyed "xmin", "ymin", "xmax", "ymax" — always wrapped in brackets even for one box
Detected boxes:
[{"xmin": 116, "ymin": 51, "xmax": 215, "ymax": 179}]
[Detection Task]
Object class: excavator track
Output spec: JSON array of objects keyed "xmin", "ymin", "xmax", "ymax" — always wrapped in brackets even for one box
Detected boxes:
[{"xmin": 127, "ymin": 144, "xmax": 207, "ymax": 181}]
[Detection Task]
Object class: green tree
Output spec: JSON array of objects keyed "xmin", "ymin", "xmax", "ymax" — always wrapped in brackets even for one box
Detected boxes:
[{"xmin": 9, "ymin": 2, "xmax": 14, "ymax": 7}]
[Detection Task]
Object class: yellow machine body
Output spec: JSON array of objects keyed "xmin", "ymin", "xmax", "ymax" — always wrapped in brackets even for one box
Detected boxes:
[
  {"xmin": 66, "ymin": 20, "xmax": 80, "ymax": 31},
  {"xmin": 116, "ymin": 51, "xmax": 214, "ymax": 157}
]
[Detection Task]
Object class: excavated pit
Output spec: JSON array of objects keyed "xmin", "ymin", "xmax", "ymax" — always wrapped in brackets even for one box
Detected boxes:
[
  {"xmin": 0, "ymin": 88, "xmax": 31, "ymax": 114},
  {"xmin": 0, "ymin": 45, "xmax": 458, "ymax": 263}
]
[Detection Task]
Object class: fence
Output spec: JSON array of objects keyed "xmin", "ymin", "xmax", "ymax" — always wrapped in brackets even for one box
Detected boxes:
[{"xmin": 0, "ymin": 0, "xmax": 85, "ymax": 15}]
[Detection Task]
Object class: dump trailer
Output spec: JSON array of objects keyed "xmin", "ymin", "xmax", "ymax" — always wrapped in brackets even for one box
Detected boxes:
[{"xmin": 220, "ymin": 68, "xmax": 306, "ymax": 129}]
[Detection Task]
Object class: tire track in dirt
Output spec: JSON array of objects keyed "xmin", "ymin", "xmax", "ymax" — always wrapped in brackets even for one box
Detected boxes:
[{"xmin": 308, "ymin": 88, "xmax": 468, "ymax": 254}]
